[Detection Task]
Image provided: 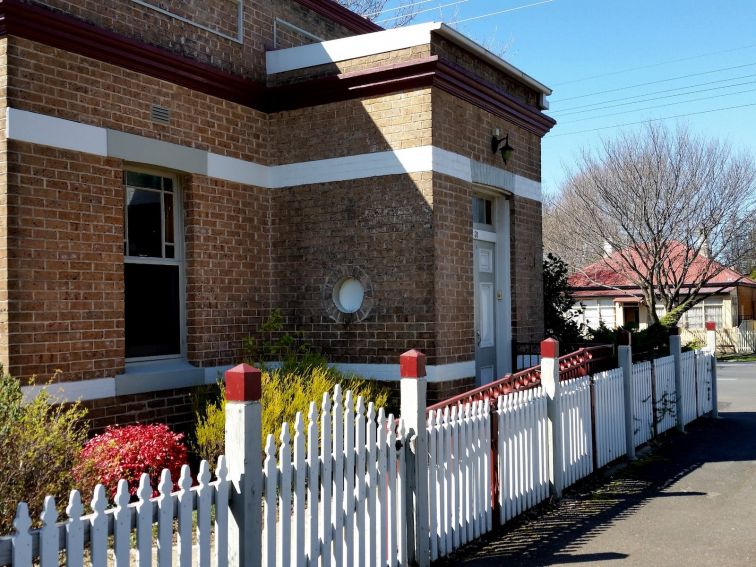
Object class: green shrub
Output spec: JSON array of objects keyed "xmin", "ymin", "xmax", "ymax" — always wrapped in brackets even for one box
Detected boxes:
[
  {"xmin": 0, "ymin": 369, "xmax": 88, "ymax": 534},
  {"xmin": 193, "ymin": 366, "xmax": 391, "ymax": 468}
]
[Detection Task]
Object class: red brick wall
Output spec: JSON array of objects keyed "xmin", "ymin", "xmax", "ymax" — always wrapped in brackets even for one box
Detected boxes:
[
  {"xmin": 510, "ymin": 195, "xmax": 544, "ymax": 342},
  {"xmin": 6, "ymin": 36, "xmax": 270, "ymax": 164},
  {"xmin": 22, "ymin": 0, "xmax": 356, "ymax": 81},
  {"xmin": 1, "ymin": 141, "xmax": 124, "ymax": 383},
  {"xmin": 184, "ymin": 174, "xmax": 271, "ymax": 367},
  {"xmin": 270, "ymin": 173, "xmax": 437, "ymax": 364}
]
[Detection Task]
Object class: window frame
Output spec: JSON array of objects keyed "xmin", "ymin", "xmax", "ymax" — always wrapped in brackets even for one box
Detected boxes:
[{"xmin": 123, "ymin": 167, "xmax": 187, "ymax": 362}]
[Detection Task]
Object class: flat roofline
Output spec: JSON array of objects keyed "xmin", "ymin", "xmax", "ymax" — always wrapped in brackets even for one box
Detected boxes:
[{"xmin": 266, "ymin": 21, "xmax": 552, "ymax": 98}]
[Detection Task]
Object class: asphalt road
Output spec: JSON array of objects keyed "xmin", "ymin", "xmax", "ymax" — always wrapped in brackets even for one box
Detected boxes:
[{"xmin": 436, "ymin": 361, "xmax": 756, "ymax": 566}]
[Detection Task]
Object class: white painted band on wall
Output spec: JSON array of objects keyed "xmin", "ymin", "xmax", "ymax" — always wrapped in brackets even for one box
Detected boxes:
[
  {"xmin": 19, "ymin": 360, "xmax": 476, "ymax": 403},
  {"xmin": 6, "ymin": 108, "xmax": 542, "ymax": 201}
]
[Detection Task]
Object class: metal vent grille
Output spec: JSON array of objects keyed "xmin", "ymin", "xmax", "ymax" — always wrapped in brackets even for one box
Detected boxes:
[{"xmin": 150, "ymin": 104, "xmax": 170, "ymax": 124}]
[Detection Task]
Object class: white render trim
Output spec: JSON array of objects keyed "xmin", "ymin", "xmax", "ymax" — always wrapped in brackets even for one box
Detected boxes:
[
  {"xmin": 4, "ymin": 108, "xmax": 542, "ymax": 201},
  {"xmin": 266, "ymin": 22, "xmax": 438, "ymax": 75},
  {"xmin": 6, "ymin": 107, "xmax": 107, "ymax": 156},
  {"xmin": 265, "ymin": 21, "xmax": 551, "ymax": 100},
  {"xmin": 332, "ymin": 360, "xmax": 475, "ymax": 383},
  {"xmin": 22, "ymin": 377, "xmax": 116, "ymax": 403}
]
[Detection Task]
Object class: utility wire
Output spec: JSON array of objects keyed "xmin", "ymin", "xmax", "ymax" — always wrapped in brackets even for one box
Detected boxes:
[
  {"xmin": 548, "ymin": 102, "xmax": 756, "ymax": 138},
  {"xmin": 376, "ymin": 0, "xmax": 474, "ymax": 24},
  {"xmin": 551, "ymin": 61, "xmax": 756, "ymax": 102},
  {"xmin": 553, "ymin": 72, "xmax": 756, "ymax": 114},
  {"xmin": 452, "ymin": 0, "xmax": 555, "ymax": 24},
  {"xmin": 558, "ymin": 84, "xmax": 756, "ymax": 125},
  {"xmin": 551, "ymin": 42, "xmax": 756, "ymax": 87},
  {"xmin": 555, "ymin": 77, "xmax": 756, "ymax": 118},
  {"xmin": 362, "ymin": 0, "xmax": 440, "ymax": 19}
]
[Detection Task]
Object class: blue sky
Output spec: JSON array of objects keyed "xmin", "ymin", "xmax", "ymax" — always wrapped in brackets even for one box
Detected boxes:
[{"xmin": 376, "ymin": 0, "xmax": 756, "ymax": 194}]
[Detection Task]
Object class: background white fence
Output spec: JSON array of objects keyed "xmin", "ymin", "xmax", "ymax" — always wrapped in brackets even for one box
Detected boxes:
[
  {"xmin": 1, "ymin": 336, "xmax": 719, "ymax": 567},
  {"xmin": 593, "ymin": 368, "xmax": 627, "ymax": 469}
]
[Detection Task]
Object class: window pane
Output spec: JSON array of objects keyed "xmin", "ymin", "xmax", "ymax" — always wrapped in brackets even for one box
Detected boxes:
[
  {"xmin": 164, "ymin": 192, "xmax": 174, "ymax": 245},
  {"xmin": 125, "ymin": 263, "xmax": 181, "ymax": 357},
  {"xmin": 163, "ymin": 177, "xmax": 173, "ymax": 193},
  {"xmin": 125, "ymin": 171, "xmax": 162, "ymax": 190},
  {"xmin": 472, "ymin": 196, "xmax": 493, "ymax": 225},
  {"xmin": 704, "ymin": 305, "xmax": 722, "ymax": 327},
  {"xmin": 484, "ymin": 199, "xmax": 492, "ymax": 224},
  {"xmin": 686, "ymin": 307, "xmax": 704, "ymax": 329},
  {"xmin": 126, "ymin": 188, "xmax": 162, "ymax": 257}
]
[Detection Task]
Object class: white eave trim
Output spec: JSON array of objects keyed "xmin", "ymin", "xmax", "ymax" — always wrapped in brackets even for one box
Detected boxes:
[{"xmin": 265, "ymin": 21, "xmax": 552, "ymax": 99}]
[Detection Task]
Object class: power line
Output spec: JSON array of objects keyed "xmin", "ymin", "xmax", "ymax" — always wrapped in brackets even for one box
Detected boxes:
[
  {"xmin": 550, "ymin": 61, "xmax": 756, "ymax": 103},
  {"xmin": 553, "ymin": 72, "xmax": 756, "ymax": 114},
  {"xmin": 548, "ymin": 102, "xmax": 756, "ymax": 138},
  {"xmin": 551, "ymin": 42, "xmax": 756, "ymax": 87},
  {"xmin": 557, "ymin": 84, "xmax": 756, "ymax": 125},
  {"xmin": 376, "ymin": 0, "xmax": 474, "ymax": 24},
  {"xmin": 452, "ymin": 0, "xmax": 555, "ymax": 24},
  {"xmin": 554, "ymin": 77, "xmax": 756, "ymax": 118},
  {"xmin": 363, "ymin": 0, "xmax": 440, "ymax": 19}
]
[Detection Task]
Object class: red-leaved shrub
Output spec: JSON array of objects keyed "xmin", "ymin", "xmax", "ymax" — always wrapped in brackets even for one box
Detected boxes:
[{"xmin": 74, "ymin": 423, "xmax": 188, "ymax": 499}]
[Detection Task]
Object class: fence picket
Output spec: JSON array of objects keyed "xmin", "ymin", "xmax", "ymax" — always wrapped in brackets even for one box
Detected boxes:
[
  {"xmin": 307, "ymin": 402, "xmax": 320, "ymax": 566},
  {"xmin": 136, "ymin": 475, "xmax": 153, "ymax": 567},
  {"xmin": 386, "ymin": 414, "xmax": 397, "ymax": 567},
  {"xmin": 278, "ymin": 423, "xmax": 292, "ymax": 567},
  {"xmin": 12, "ymin": 503, "xmax": 31, "ymax": 567},
  {"xmin": 427, "ymin": 411, "xmax": 438, "ymax": 561},
  {"xmin": 197, "ymin": 462, "xmax": 212, "ymax": 567},
  {"xmin": 443, "ymin": 406, "xmax": 453, "ymax": 554},
  {"xmin": 293, "ymin": 413, "xmax": 307, "ymax": 567},
  {"xmin": 65, "ymin": 491, "xmax": 84, "ymax": 567},
  {"xmin": 366, "ymin": 403, "xmax": 377, "ymax": 567},
  {"xmin": 321, "ymin": 394, "xmax": 333, "ymax": 567},
  {"xmin": 113, "ymin": 480, "xmax": 131, "ymax": 567},
  {"xmin": 214, "ymin": 456, "xmax": 229, "ymax": 567},
  {"xmin": 344, "ymin": 391, "xmax": 356, "ymax": 566},
  {"xmin": 396, "ymin": 418, "xmax": 408, "ymax": 567},
  {"xmin": 331, "ymin": 386, "xmax": 344, "ymax": 567},
  {"xmin": 450, "ymin": 405, "xmax": 461, "ymax": 552},
  {"xmin": 91, "ymin": 484, "xmax": 109, "ymax": 567},
  {"xmin": 376, "ymin": 408, "xmax": 388, "ymax": 567},
  {"xmin": 263, "ymin": 435, "xmax": 277, "ymax": 567},
  {"xmin": 39, "ymin": 496, "xmax": 57, "ymax": 567},
  {"xmin": 177, "ymin": 466, "xmax": 193, "ymax": 567},
  {"xmin": 354, "ymin": 397, "xmax": 366, "ymax": 567}
]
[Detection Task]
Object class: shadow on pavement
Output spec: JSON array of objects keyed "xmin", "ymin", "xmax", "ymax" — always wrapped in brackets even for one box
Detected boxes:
[{"xmin": 434, "ymin": 409, "xmax": 756, "ymax": 566}]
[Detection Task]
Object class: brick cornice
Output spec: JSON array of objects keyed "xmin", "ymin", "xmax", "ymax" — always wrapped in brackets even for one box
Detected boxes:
[
  {"xmin": 293, "ymin": 0, "xmax": 382, "ymax": 33},
  {"xmin": 0, "ymin": 0, "xmax": 267, "ymax": 108}
]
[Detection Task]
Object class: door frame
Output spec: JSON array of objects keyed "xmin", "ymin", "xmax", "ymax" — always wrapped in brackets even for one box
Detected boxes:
[{"xmin": 472, "ymin": 186, "xmax": 513, "ymax": 382}]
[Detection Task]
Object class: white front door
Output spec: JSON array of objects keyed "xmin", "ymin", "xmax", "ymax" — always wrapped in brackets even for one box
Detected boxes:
[{"xmin": 474, "ymin": 238, "xmax": 496, "ymax": 384}]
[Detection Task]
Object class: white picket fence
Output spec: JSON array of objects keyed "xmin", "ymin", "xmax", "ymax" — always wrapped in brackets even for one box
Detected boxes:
[
  {"xmin": 698, "ymin": 353, "xmax": 713, "ymax": 414},
  {"xmin": 593, "ymin": 368, "xmax": 627, "ymax": 469},
  {"xmin": 631, "ymin": 361, "xmax": 654, "ymax": 446},
  {"xmin": 559, "ymin": 376, "xmax": 594, "ymax": 487},
  {"xmin": 653, "ymin": 355, "xmax": 677, "ymax": 434},
  {"xmin": 497, "ymin": 388, "xmax": 549, "ymax": 524},
  {"xmin": 738, "ymin": 320, "xmax": 756, "ymax": 353},
  {"xmin": 426, "ymin": 401, "xmax": 491, "ymax": 561},
  {"xmin": 680, "ymin": 351, "xmax": 698, "ymax": 426},
  {"xmin": 1, "ymin": 460, "xmax": 229, "ymax": 567},
  {"xmin": 262, "ymin": 387, "xmax": 407, "ymax": 567}
]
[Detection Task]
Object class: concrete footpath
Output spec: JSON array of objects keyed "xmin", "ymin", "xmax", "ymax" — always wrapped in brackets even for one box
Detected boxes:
[{"xmin": 437, "ymin": 361, "xmax": 756, "ymax": 566}]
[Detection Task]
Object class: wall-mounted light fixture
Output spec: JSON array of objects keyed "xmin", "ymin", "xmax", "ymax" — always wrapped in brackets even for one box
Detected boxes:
[{"xmin": 491, "ymin": 128, "xmax": 514, "ymax": 164}]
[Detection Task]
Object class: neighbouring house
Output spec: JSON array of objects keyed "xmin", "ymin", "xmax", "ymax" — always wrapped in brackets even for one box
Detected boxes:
[
  {"xmin": 0, "ymin": 0, "xmax": 554, "ymax": 431},
  {"xmin": 568, "ymin": 244, "xmax": 756, "ymax": 351}
]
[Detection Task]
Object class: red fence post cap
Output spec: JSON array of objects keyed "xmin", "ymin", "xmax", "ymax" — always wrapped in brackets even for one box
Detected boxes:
[
  {"xmin": 540, "ymin": 338, "xmax": 559, "ymax": 359},
  {"xmin": 400, "ymin": 349, "xmax": 427, "ymax": 379},
  {"xmin": 705, "ymin": 321, "xmax": 716, "ymax": 331},
  {"xmin": 225, "ymin": 363, "xmax": 262, "ymax": 402},
  {"xmin": 618, "ymin": 330, "xmax": 632, "ymax": 346}
]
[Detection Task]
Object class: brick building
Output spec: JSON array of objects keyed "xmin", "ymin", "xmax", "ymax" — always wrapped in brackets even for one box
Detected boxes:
[{"xmin": 0, "ymin": 0, "xmax": 555, "ymax": 430}]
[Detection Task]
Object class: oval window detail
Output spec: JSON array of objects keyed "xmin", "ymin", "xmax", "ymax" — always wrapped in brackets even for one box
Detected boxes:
[{"xmin": 333, "ymin": 277, "xmax": 365, "ymax": 313}]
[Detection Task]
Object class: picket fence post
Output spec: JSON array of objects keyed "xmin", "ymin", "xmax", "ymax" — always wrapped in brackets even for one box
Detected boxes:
[
  {"xmin": 618, "ymin": 330, "xmax": 636, "ymax": 460},
  {"xmin": 400, "ymin": 349, "xmax": 430, "ymax": 567},
  {"xmin": 706, "ymin": 321, "xmax": 719, "ymax": 418},
  {"xmin": 669, "ymin": 328, "xmax": 684, "ymax": 433},
  {"xmin": 225, "ymin": 363, "xmax": 263, "ymax": 567},
  {"xmin": 540, "ymin": 338, "xmax": 564, "ymax": 499}
]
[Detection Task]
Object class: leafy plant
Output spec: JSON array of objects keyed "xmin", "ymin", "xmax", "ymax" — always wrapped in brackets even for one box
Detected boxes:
[
  {"xmin": 543, "ymin": 253, "xmax": 588, "ymax": 343},
  {"xmin": 193, "ymin": 366, "xmax": 391, "ymax": 468},
  {"xmin": 0, "ymin": 369, "xmax": 88, "ymax": 534},
  {"xmin": 74, "ymin": 424, "xmax": 188, "ymax": 500},
  {"xmin": 243, "ymin": 309, "xmax": 327, "ymax": 373}
]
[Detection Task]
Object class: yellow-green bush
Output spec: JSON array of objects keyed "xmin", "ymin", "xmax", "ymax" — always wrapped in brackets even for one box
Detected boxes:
[
  {"xmin": 0, "ymin": 370, "xmax": 88, "ymax": 534},
  {"xmin": 194, "ymin": 366, "xmax": 391, "ymax": 468}
]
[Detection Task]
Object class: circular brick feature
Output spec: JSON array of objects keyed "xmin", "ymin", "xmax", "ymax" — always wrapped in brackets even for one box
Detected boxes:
[{"xmin": 322, "ymin": 265, "xmax": 374, "ymax": 323}]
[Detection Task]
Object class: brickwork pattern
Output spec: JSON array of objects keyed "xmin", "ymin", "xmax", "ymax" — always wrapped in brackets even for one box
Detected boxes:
[
  {"xmin": 510, "ymin": 195, "xmax": 544, "ymax": 343},
  {"xmin": 184, "ymin": 174, "xmax": 272, "ymax": 367},
  {"xmin": 23, "ymin": 0, "xmax": 355, "ymax": 81},
  {"xmin": 271, "ymin": 173, "xmax": 437, "ymax": 364},
  {"xmin": 432, "ymin": 174, "xmax": 475, "ymax": 365},
  {"xmin": 271, "ymin": 88, "xmax": 433, "ymax": 164},
  {"xmin": 432, "ymin": 89, "xmax": 542, "ymax": 182},
  {"xmin": 7, "ymin": 36, "xmax": 270, "ymax": 164},
  {"xmin": 1, "ymin": 141, "xmax": 124, "ymax": 383}
]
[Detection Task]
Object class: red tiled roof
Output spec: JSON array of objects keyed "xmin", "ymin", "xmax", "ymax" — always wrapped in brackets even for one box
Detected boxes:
[{"xmin": 569, "ymin": 241, "xmax": 756, "ymax": 291}]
